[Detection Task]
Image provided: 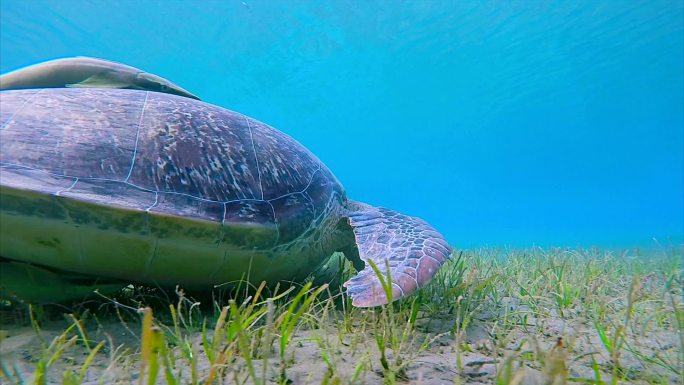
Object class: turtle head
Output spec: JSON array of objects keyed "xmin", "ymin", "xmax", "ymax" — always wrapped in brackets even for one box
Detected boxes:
[{"xmin": 135, "ymin": 72, "xmax": 200, "ymax": 100}]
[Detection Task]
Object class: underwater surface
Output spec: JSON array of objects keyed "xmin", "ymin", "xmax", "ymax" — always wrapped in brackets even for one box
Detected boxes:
[{"xmin": 0, "ymin": 1, "xmax": 682, "ymax": 249}]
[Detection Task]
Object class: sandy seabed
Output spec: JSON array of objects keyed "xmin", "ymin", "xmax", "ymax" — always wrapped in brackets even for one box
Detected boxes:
[{"xmin": 1, "ymin": 248, "xmax": 682, "ymax": 385}]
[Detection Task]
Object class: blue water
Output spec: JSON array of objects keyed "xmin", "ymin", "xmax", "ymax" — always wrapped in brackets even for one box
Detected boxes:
[{"xmin": 1, "ymin": 1, "xmax": 682, "ymax": 249}]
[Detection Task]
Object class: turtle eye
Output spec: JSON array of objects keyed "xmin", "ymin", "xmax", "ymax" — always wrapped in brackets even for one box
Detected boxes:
[{"xmin": 160, "ymin": 84, "xmax": 169, "ymax": 91}]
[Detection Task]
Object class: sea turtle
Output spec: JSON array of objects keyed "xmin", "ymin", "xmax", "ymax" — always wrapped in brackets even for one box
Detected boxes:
[
  {"xmin": 0, "ymin": 88, "xmax": 452, "ymax": 307},
  {"xmin": 0, "ymin": 57, "xmax": 200, "ymax": 100}
]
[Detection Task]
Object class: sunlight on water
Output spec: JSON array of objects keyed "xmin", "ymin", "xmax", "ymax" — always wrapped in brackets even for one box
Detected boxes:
[{"xmin": 1, "ymin": 0, "xmax": 682, "ymax": 248}]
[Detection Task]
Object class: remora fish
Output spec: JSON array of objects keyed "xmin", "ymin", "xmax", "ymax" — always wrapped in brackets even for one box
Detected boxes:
[{"xmin": 0, "ymin": 57, "xmax": 199, "ymax": 100}]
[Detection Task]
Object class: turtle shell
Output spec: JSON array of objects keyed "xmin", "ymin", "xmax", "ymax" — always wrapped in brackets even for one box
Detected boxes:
[{"xmin": 0, "ymin": 88, "xmax": 346, "ymax": 286}]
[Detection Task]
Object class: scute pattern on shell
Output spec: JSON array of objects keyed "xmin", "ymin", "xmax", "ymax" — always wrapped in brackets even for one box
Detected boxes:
[
  {"xmin": 1, "ymin": 89, "xmax": 144, "ymax": 179},
  {"xmin": 127, "ymin": 93, "xmax": 260, "ymax": 201},
  {"xmin": 0, "ymin": 88, "xmax": 345, "ymax": 249}
]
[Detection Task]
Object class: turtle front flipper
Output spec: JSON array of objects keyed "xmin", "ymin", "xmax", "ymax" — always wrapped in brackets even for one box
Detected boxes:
[{"xmin": 342, "ymin": 202, "xmax": 453, "ymax": 307}]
